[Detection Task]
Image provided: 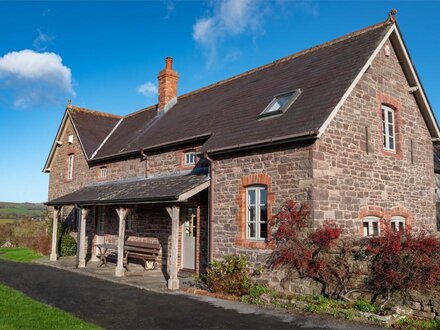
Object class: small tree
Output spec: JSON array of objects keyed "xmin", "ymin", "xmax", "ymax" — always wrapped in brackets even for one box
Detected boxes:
[{"xmin": 270, "ymin": 200, "xmax": 358, "ymax": 298}]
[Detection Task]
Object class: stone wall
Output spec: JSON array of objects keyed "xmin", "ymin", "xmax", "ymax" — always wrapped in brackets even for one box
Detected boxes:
[
  {"xmin": 212, "ymin": 142, "xmax": 314, "ymax": 269},
  {"xmin": 312, "ymin": 39, "xmax": 436, "ymax": 233}
]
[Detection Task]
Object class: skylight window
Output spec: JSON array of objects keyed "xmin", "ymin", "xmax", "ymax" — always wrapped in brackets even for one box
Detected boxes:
[{"xmin": 258, "ymin": 89, "xmax": 302, "ymax": 119}]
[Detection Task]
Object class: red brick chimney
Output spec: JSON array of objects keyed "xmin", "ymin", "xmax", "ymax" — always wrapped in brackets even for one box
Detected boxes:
[{"xmin": 157, "ymin": 57, "xmax": 178, "ymax": 113}]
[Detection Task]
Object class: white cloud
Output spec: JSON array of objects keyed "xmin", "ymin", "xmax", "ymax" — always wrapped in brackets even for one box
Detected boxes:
[
  {"xmin": 192, "ymin": 0, "xmax": 318, "ymax": 66},
  {"xmin": 164, "ymin": 0, "xmax": 175, "ymax": 19},
  {"xmin": 136, "ymin": 81, "xmax": 158, "ymax": 98},
  {"xmin": 0, "ymin": 49, "xmax": 75, "ymax": 109},
  {"xmin": 33, "ymin": 31, "xmax": 55, "ymax": 51}
]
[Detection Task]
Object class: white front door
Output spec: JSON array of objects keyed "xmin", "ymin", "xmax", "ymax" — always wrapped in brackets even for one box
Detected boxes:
[{"xmin": 182, "ymin": 207, "xmax": 197, "ymax": 270}]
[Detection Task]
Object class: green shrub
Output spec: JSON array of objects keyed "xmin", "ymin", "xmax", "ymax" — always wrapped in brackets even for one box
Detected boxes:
[
  {"xmin": 394, "ymin": 317, "xmax": 440, "ymax": 330},
  {"xmin": 305, "ymin": 295, "xmax": 346, "ymax": 313},
  {"xmin": 60, "ymin": 234, "xmax": 76, "ymax": 256},
  {"xmin": 353, "ymin": 298, "xmax": 378, "ymax": 313},
  {"xmin": 241, "ymin": 284, "xmax": 269, "ymax": 304},
  {"xmin": 205, "ymin": 255, "xmax": 252, "ymax": 296}
]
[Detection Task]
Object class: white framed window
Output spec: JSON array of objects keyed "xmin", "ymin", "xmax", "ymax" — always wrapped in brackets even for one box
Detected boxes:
[
  {"xmin": 184, "ymin": 151, "xmax": 196, "ymax": 166},
  {"xmin": 99, "ymin": 167, "xmax": 107, "ymax": 178},
  {"xmin": 382, "ymin": 105, "xmax": 395, "ymax": 152},
  {"xmin": 246, "ymin": 186, "xmax": 268, "ymax": 241},
  {"xmin": 363, "ymin": 216, "xmax": 380, "ymax": 237},
  {"xmin": 125, "ymin": 211, "xmax": 133, "ymax": 232},
  {"xmin": 258, "ymin": 89, "xmax": 302, "ymax": 119},
  {"xmin": 390, "ymin": 216, "xmax": 405, "ymax": 232},
  {"xmin": 67, "ymin": 154, "xmax": 74, "ymax": 180}
]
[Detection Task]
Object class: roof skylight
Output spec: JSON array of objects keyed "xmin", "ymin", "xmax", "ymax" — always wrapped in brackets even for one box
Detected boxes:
[{"xmin": 258, "ymin": 89, "xmax": 302, "ymax": 119}]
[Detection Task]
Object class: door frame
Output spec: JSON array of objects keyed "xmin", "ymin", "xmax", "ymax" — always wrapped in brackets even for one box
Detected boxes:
[{"xmin": 181, "ymin": 204, "xmax": 200, "ymax": 274}]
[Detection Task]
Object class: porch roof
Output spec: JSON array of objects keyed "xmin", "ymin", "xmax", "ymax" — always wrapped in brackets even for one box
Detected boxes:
[{"xmin": 46, "ymin": 173, "xmax": 210, "ymax": 206}]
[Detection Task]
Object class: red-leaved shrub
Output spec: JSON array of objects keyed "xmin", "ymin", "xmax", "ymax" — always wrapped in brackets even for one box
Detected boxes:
[
  {"xmin": 270, "ymin": 200, "xmax": 358, "ymax": 298},
  {"xmin": 363, "ymin": 225, "xmax": 440, "ymax": 301}
]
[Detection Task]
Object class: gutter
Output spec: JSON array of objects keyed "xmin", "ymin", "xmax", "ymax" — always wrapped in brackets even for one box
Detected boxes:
[
  {"xmin": 203, "ymin": 152, "xmax": 215, "ymax": 264},
  {"xmin": 205, "ymin": 129, "xmax": 319, "ymax": 156},
  {"xmin": 90, "ymin": 132, "xmax": 212, "ymax": 164}
]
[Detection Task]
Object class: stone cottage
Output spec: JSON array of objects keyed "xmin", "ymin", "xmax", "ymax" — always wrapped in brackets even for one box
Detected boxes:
[{"xmin": 44, "ymin": 11, "xmax": 439, "ymax": 290}]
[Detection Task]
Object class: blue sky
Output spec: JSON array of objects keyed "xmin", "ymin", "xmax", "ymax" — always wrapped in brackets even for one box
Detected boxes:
[{"xmin": 0, "ymin": 1, "xmax": 439, "ymax": 202}]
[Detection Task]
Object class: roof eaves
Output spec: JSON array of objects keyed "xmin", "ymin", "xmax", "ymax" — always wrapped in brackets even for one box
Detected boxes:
[{"xmin": 205, "ymin": 130, "xmax": 319, "ymax": 156}]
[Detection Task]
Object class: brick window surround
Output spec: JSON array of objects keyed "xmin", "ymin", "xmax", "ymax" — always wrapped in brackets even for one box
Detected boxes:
[
  {"xmin": 377, "ymin": 93, "xmax": 402, "ymax": 159},
  {"xmin": 235, "ymin": 174, "xmax": 275, "ymax": 249},
  {"xmin": 358, "ymin": 205, "xmax": 413, "ymax": 236}
]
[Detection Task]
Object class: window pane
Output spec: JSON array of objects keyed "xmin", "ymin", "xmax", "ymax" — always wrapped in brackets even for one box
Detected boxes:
[
  {"xmin": 248, "ymin": 190, "xmax": 256, "ymax": 205},
  {"xmin": 388, "ymin": 124, "xmax": 394, "ymax": 137},
  {"xmin": 260, "ymin": 222, "xmax": 267, "ymax": 240},
  {"xmin": 248, "ymin": 222, "xmax": 256, "ymax": 238},
  {"xmin": 260, "ymin": 188, "xmax": 267, "ymax": 205},
  {"xmin": 363, "ymin": 222, "xmax": 369, "ymax": 237},
  {"xmin": 260, "ymin": 205, "xmax": 267, "ymax": 223},
  {"xmin": 391, "ymin": 222, "xmax": 396, "ymax": 232},
  {"xmin": 399, "ymin": 222, "xmax": 404, "ymax": 232},
  {"xmin": 388, "ymin": 110, "xmax": 393, "ymax": 123},
  {"xmin": 248, "ymin": 206, "xmax": 256, "ymax": 222},
  {"xmin": 389, "ymin": 137, "xmax": 394, "ymax": 150},
  {"xmin": 382, "ymin": 109, "xmax": 385, "ymax": 121},
  {"xmin": 372, "ymin": 222, "xmax": 379, "ymax": 236}
]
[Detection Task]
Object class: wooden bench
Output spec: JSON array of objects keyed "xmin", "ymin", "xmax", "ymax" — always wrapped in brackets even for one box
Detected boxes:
[{"xmin": 123, "ymin": 241, "xmax": 161, "ymax": 270}]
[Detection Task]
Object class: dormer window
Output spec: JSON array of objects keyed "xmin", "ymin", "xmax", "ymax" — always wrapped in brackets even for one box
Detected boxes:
[
  {"xmin": 258, "ymin": 89, "xmax": 302, "ymax": 119},
  {"xmin": 184, "ymin": 151, "xmax": 196, "ymax": 166}
]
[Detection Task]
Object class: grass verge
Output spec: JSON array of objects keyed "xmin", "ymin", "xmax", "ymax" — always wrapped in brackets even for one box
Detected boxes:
[
  {"xmin": 0, "ymin": 248, "xmax": 43, "ymax": 262},
  {"xmin": 0, "ymin": 284, "xmax": 98, "ymax": 329}
]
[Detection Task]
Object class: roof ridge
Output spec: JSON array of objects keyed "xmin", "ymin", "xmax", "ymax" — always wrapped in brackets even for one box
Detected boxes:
[
  {"xmin": 176, "ymin": 21, "xmax": 393, "ymax": 101},
  {"xmin": 124, "ymin": 104, "xmax": 157, "ymax": 118},
  {"xmin": 69, "ymin": 105, "xmax": 122, "ymax": 119}
]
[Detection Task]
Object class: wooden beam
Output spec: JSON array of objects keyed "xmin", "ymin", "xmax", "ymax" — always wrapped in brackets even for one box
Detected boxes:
[
  {"xmin": 77, "ymin": 207, "xmax": 90, "ymax": 268},
  {"xmin": 49, "ymin": 207, "xmax": 61, "ymax": 261},
  {"xmin": 115, "ymin": 206, "xmax": 130, "ymax": 277},
  {"xmin": 167, "ymin": 204, "xmax": 180, "ymax": 290}
]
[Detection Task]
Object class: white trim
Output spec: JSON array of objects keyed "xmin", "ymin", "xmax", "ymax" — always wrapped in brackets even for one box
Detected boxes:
[
  {"xmin": 177, "ymin": 181, "xmax": 211, "ymax": 201},
  {"xmin": 68, "ymin": 112, "xmax": 90, "ymax": 161},
  {"xmin": 91, "ymin": 117, "xmax": 124, "ymax": 159},
  {"xmin": 317, "ymin": 25, "xmax": 396, "ymax": 138},
  {"xmin": 382, "ymin": 105, "xmax": 396, "ymax": 152},
  {"xmin": 43, "ymin": 110, "xmax": 70, "ymax": 172},
  {"xmin": 392, "ymin": 27, "xmax": 440, "ymax": 138}
]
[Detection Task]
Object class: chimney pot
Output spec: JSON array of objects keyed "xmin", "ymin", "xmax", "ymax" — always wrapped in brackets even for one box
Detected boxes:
[{"xmin": 165, "ymin": 57, "xmax": 173, "ymax": 70}]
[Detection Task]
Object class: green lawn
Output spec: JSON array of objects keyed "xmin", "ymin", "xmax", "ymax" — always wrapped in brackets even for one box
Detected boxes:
[
  {"xmin": 0, "ymin": 248, "xmax": 43, "ymax": 262},
  {"xmin": 0, "ymin": 284, "xmax": 98, "ymax": 329}
]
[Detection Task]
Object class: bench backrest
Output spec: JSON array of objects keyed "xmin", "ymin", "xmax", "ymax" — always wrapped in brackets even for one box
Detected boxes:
[{"xmin": 125, "ymin": 241, "xmax": 161, "ymax": 255}]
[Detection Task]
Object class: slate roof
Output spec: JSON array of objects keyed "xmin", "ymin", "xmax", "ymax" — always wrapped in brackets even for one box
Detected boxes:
[
  {"xmin": 46, "ymin": 173, "xmax": 209, "ymax": 206},
  {"xmin": 69, "ymin": 106, "xmax": 121, "ymax": 159},
  {"xmin": 85, "ymin": 21, "xmax": 392, "ymax": 160}
]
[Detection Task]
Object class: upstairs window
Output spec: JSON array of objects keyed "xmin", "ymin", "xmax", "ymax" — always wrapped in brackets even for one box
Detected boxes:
[
  {"xmin": 258, "ymin": 89, "xmax": 302, "ymax": 119},
  {"xmin": 184, "ymin": 151, "xmax": 196, "ymax": 166},
  {"xmin": 246, "ymin": 186, "xmax": 268, "ymax": 241},
  {"xmin": 99, "ymin": 166, "xmax": 107, "ymax": 178},
  {"xmin": 363, "ymin": 216, "xmax": 380, "ymax": 237},
  {"xmin": 382, "ymin": 105, "xmax": 395, "ymax": 152},
  {"xmin": 67, "ymin": 154, "xmax": 74, "ymax": 180},
  {"xmin": 390, "ymin": 216, "xmax": 405, "ymax": 232}
]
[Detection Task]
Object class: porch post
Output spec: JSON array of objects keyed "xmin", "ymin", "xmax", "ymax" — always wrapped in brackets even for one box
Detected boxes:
[
  {"xmin": 166, "ymin": 204, "xmax": 180, "ymax": 290},
  {"xmin": 50, "ymin": 206, "xmax": 61, "ymax": 261},
  {"xmin": 77, "ymin": 207, "xmax": 90, "ymax": 268},
  {"xmin": 115, "ymin": 206, "xmax": 130, "ymax": 277}
]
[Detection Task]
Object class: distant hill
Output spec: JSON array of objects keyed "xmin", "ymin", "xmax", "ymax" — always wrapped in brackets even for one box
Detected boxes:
[{"xmin": 0, "ymin": 202, "xmax": 47, "ymax": 221}]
